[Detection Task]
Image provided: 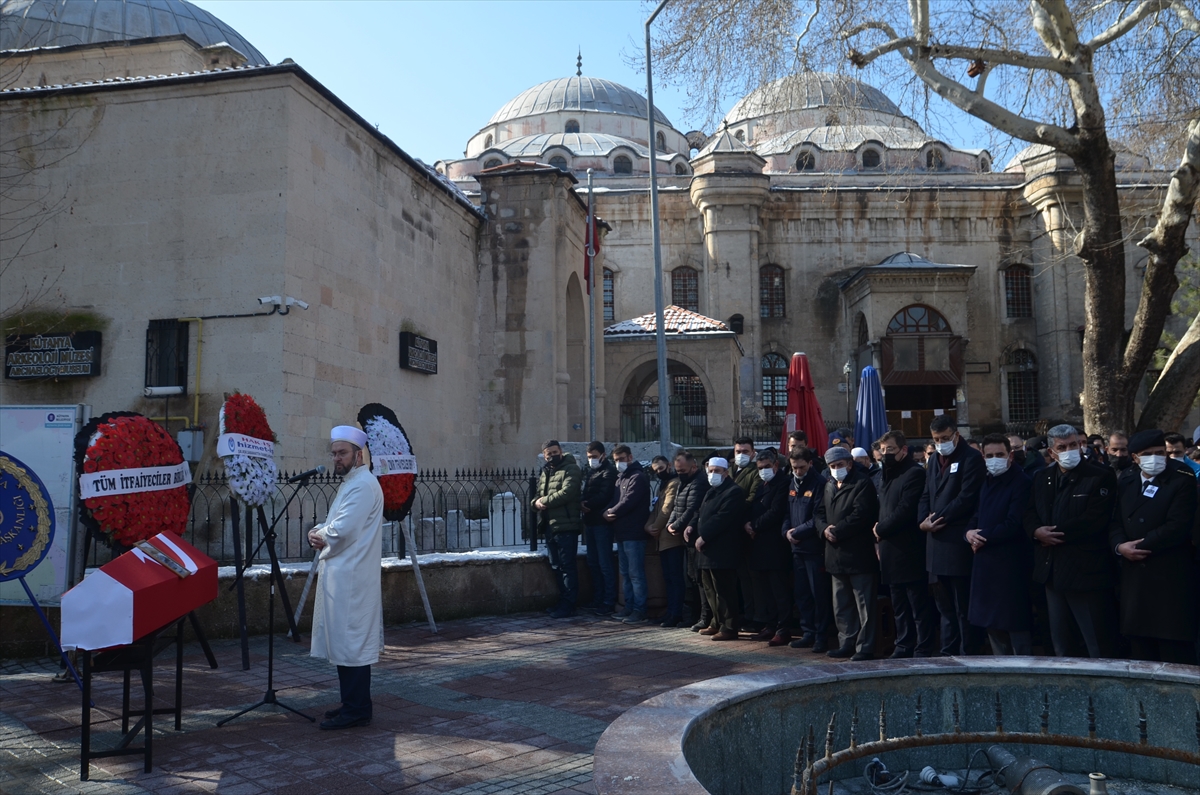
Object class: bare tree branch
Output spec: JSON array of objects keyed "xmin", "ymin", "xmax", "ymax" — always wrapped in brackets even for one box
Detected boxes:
[
  {"xmin": 1089, "ymin": 0, "xmax": 1174, "ymax": 47},
  {"xmin": 1137, "ymin": 309, "xmax": 1200, "ymax": 431}
]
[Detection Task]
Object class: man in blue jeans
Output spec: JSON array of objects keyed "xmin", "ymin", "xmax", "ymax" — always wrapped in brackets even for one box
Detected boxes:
[
  {"xmin": 604, "ymin": 445, "xmax": 652, "ymax": 623},
  {"xmin": 581, "ymin": 441, "xmax": 618, "ymax": 614}
]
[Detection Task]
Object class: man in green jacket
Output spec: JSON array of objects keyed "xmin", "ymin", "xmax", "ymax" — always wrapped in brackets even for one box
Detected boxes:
[{"xmin": 534, "ymin": 440, "xmax": 584, "ymax": 618}]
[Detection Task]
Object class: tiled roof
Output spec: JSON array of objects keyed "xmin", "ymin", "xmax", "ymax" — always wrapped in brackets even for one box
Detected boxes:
[{"xmin": 604, "ymin": 305, "xmax": 732, "ymax": 336}]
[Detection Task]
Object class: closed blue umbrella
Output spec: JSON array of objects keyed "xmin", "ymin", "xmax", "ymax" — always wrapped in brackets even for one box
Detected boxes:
[{"xmin": 854, "ymin": 365, "xmax": 888, "ymax": 450}]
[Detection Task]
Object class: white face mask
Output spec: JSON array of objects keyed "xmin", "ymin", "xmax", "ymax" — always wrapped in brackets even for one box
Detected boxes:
[
  {"xmin": 707, "ymin": 471, "xmax": 724, "ymax": 486},
  {"xmin": 1138, "ymin": 454, "xmax": 1166, "ymax": 477},
  {"xmin": 734, "ymin": 453, "xmax": 751, "ymax": 467},
  {"xmin": 830, "ymin": 465, "xmax": 849, "ymax": 482},
  {"xmin": 588, "ymin": 457, "xmax": 602, "ymax": 469},
  {"xmin": 759, "ymin": 468, "xmax": 775, "ymax": 482},
  {"xmin": 934, "ymin": 439, "xmax": 956, "ymax": 457},
  {"xmin": 616, "ymin": 461, "xmax": 629, "ymax": 473},
  {"xmin": 985, "ymin": 458, "xmax": 1010, "ymax": 477},
  {"xmin": 1056, "ymin": 449, "xmax": 1081, "ymax": 470}
]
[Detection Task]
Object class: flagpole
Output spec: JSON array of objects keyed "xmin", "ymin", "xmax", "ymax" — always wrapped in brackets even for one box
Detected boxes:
[
  {"xmin": 587, "ymin": 168, "xmax": 597, "ymax": 441},
  {"xmin": 646, "ymin": 0, "xmax": 671, "ymax": 458}
]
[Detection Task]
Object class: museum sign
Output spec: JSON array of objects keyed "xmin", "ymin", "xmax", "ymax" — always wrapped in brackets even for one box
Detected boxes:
[
  {"xmin": 4, "ymin": 332, "xmax": 102, "ymax": 379},
  {"xmin": 399, "ymin": 332, "xmax": 437, "ymax": 375}
]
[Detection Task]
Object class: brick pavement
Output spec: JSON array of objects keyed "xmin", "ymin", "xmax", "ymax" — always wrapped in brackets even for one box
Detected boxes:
[{"xmin": 1, "ymin": 613, "xmax": 830, "ymax": 795}]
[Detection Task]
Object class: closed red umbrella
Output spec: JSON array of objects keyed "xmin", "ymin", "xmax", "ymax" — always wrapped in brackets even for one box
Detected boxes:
[{"xmin": 780, "ymin": 352, "xmax": 827, "ymax": 456}]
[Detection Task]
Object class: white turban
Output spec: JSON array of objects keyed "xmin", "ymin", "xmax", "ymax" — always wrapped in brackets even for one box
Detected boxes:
[
  {"xmin": 331, "ymin": 425, "xmax": 367, "ymax": 448},
  {"xmin": 851, "ymin": 447, "xmax": 869, "ymax": 458},
  {"xmin": 708, "ymin": 457, "xmax": 729, "ymax": 469}
]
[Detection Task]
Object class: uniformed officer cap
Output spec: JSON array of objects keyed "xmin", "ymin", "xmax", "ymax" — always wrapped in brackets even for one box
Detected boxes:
[{"xmin": 1128, "ymin": 429, "xmax": 1165, "ymax": 455}]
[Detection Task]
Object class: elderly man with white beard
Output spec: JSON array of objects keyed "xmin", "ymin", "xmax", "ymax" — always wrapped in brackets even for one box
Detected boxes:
[{"xmin": 307, "ymin": 425, "xmax": 384, "ymax": 730}]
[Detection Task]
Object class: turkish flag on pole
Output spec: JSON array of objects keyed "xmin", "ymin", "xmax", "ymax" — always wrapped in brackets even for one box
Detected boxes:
[{"xmin": 583, "ymin": 217, "xmax": 601, "ymax": 294}]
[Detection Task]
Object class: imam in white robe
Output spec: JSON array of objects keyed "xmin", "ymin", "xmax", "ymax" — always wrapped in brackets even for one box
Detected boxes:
[{"xmin": 310, "ymin": 463, "xmax": 384, "ymax": 667}]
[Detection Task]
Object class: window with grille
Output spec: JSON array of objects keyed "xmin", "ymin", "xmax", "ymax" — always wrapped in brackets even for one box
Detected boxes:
[
  {"xmin": 672, "ymin": 375, "xmax": 708, "ymax": 414},
  {"xmin": 887, "ymin": 304, "xmax": 950, "ymax": 334},
  {"xmin": 484, "ymin": 158, "xmax": 501, "ymax": 169},
  {"xmin": 671, "ymin": 267, "xmax": 699, "ymax": 311},
  {"xmin": 565, "ymin": 119, "xmax": 580, "ymax": 134},
  {"xmin": 796, "ymin": 151, "xmax": 815, "ymax": 171},
  {"xmin": 603, "ymin": 268, "xmax": 615, "ymax": 324},
  {"xmin": 613, "ymin": 156, "xmax": 633, "ymax": 174},
  {"xmin": 760, "ymin": 264, "xmax": 785, "ymax": 318},
  {"xmin": 549, "ymin": 156, "xmax": 568, "ymax": 171},
  {"xmin": 1006, "ymin": 349, "xmax": 1039, "ymax": 422},
  {"xmin": 1004, "ymin": 266, "xmax": 1033, "ymax": 318},
  {"xmin": 761, "ymin": 352, "xmax": 788, "ymax": 420},
  {"xmin": 862, "ymin": 149, "xmax": 881, "ymax": 169},
  {"xmin": 145, "ymin": 319, "xmax": 188, "ymax": 392}
]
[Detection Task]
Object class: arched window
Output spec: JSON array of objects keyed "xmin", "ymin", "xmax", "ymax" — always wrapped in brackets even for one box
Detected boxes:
[
  {"xmin": 979, "ymin": 156, "xmax": 991, "ymax": 172},
  {"xmin": 484, "ymin": 134, "xmax": 493, "ymax": 148},
  {"xmin": 1004, "ymin": 265, "xmax": 1033, "ymax": 318},
  {"xmin": 728, "ymin": 314, "xmax": 744, "ymax": 334},
  {"xmin": 926, "ymin": 148, "xmax": 945, "ymax": 170},
  {"xmin": 674, "ymin": 162, "xmax": 687, "ymax": 175},
  {"xmin": 549, "ymin": 156, "xmax": 568, "ymax": 171},
  {"xmin": 565, "ymin": 119, "xmax": 580, "ymax": 134},
  {"xmin": 602, "ymin": 268, "xmax": 615, "ymax": 324},
  {"xmin": 796, "ymin": 151, "xmax": 816, "ymax": 171},
  {"xmin": 656, "ymin": 131, "xmax": 666, "ymax": 151},
  {"xmin": 861, "ymin": 149, "xmax": 882, "ymax": 169},
  {"xmin": 762, "ymin": 352, "xmax": 789, "ymax": 420},
  {"xmin": 483, "ymin": 158, "xmax": 502, "ymax": 169},
  {"xmin": 671, "ymin": 267, "xmax": 699, "ymax": 312},
  {"xmin": 887, "ymin": 305, "xmax": 950, "ymax": 334},
  {"xmin": 613, "ymin": 155, "xmax": 633, "ymax": 175},
  {"xmin": 1005, "ymin": 349, "xmax": 1039, "ymax": 422},
  {"xmin": 759, "ymin": 264, "xmax": 785, "ymax": 318},
  {"xmin": 735, "ymin": 129, "xmax": 745, "ymax": 141},
  {"xmin": 856, "ymin": 314, "xmax": 869, "ymax": 347}
]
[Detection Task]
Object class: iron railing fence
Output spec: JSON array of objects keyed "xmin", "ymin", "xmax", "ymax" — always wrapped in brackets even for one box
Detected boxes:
[
  {"xmin": 729, "ymin": 417, "xmax": 850, "ymax": 448},
  {"xmin": 85, "ymin": 468, "xmax": 538, "ymax": 568},
  {"xmin": 620, "ymin": 401, "xmax": 709, "ymax": 446}
]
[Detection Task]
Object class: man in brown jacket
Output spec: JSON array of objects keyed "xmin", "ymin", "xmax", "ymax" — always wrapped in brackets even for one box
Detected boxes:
[{"xmin": 646, "ymin": 455, "xmax": 684, "ymax": 627}]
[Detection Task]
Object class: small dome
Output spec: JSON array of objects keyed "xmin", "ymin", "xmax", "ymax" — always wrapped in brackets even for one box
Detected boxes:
[
  {"xmin": 1, "ymin": 0, "xmax": 269, "ymax": 65},
  {"xmin": 726, "ymin": 72, "xmax": 904, "ymax": 126},
  {"xmin": 754, "ymin": 124, "xmax": 933, "ymax": 155},
  {"xmin": 489, "ymin": 76, "xmax": 671, "ymax": 127}
]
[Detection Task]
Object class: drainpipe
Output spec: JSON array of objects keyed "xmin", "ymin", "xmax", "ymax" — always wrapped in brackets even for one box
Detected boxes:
[{"xmin": 985, "ymin": 746, "xmax": 1086, "ymax": 795}]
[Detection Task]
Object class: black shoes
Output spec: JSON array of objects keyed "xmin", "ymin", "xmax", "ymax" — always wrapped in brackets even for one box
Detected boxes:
[
  {"xmin": 826, "ymin": 645, "xmax": 855, "ymax": 659},
  {"xmin": 319, "ymin": 713, "xmax": 370, "ymax": 730},
  {"xmin": 889, "ymin": 648, "xmax": 913, "ymax": 659},
  {"xmin": 689, "ymin": 621, "xmax": 707, "ymax": 632},
  {"xmin": 324, "ymin": 707, "xmax": 341, "ymax": 719},
  {"xmin": 851, "ymin": 652, "xmax": 875, "ymax": 662},
  {"xmin": 812, "ymin": 638, "xmax": 829, "ymax": 654},
  {"xmin": 789, "ymin": 633, "xmax": 816, "ymax": 649},
  {"xmin": 549, "ymin": 607, "xmax": 576, "ymax": 619},
  {"xmin": 660, "ymin": 616, "xmax": 683, "ymax": 628}
]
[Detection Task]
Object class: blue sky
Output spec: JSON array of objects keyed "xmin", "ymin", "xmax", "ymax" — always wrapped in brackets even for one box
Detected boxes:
[{"xmin": 191, "ymin": 0, "xmax": 1001, "ymax": 166}]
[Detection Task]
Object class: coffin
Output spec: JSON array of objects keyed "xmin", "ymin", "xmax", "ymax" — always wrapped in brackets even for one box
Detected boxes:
[{"xmin": 61, "ymin": 533, "xmax": 217, "ymax": 651}]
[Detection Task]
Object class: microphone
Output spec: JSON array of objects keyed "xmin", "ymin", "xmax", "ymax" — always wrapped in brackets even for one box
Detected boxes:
[{"xmin": 287, "ymin": 465, "xmax": 326, "ymax": 483}]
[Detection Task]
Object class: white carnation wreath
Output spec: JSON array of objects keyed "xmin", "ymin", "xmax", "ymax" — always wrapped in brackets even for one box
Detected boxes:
[
  {"xmin": 220, "ymin": 404, "xmax": 278, "ymax": 507},
  {"xmin": 364, "ymin": 416, "xmax": 411, "ymax": 458}
]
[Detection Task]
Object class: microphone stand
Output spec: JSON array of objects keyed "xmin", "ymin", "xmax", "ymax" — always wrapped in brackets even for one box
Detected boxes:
[{"xmin": 218, "ymin": 472, "xmax": 319, "ymax": 726}]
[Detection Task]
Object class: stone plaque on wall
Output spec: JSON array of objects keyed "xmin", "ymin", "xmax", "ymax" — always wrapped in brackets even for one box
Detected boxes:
[
  {"xmin": 5, "ymin": 332, "xmax": 102, "ymax": 379},
  {"xmin": 399, "ymin": 332, "xmax": 437, "ymax": 375}
]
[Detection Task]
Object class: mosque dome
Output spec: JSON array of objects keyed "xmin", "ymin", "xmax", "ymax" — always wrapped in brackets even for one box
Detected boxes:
[
  {"xmin": 0, "ymin": 0, "xmax": 269, "ymax": 66},
  {"xmin": 488, "ymin": 76, "xmax": 671, "ymax": 128},
  {"xmin": 726, "ymin": 72, "xmax": 905, "ymax": 127}
]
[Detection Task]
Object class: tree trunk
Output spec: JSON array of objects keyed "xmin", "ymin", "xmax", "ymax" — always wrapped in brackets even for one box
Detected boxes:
[
  {"xmin": 1073, "ymin": 132, "xmax": 1129, "ymax": 434},
  {"xmin": 1136, "ymin": 310, "xmax": 1200, "ymax": 433}
]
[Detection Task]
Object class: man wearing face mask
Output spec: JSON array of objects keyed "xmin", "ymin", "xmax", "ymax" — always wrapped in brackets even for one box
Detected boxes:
[
  {"xmin": 1107, "ymin": 432, "xmax": 1132, "ymax": 474},
  {"xmin": 815, "ymin": 446, "xmax": 881, "ymax": 661},
  {"xmin": 534, "ymin": 440, "xmax": 584, "ymax": 618},
  {"xmin": 667, "ymin": 451, "xmax": 710, "ymax": 630},
  {"xmin": 1164, "ymin": 432, "xmax": 1200, "ymax": 476},
  {"xmin": 965, "ymin": 434, "xmax": 1035, "ymax": 656},
  {"xmin": 581, "ymin": 442, "xmax": 618, "ymax": 615},
  {"xmin": 690, "ymin": 457, "xmax": 748, "ymax": 641},
  {"xmin": 1024, "ymin": 424, "xmax": 1118, "ymax": 658},
  {"xmin": 1007, "ymin": 435, "xmax": 1027, "ymax": 469},
  {"xmin": 917, "ymin": 415, "xmax": 985, "ymax": 656},
  {"xmin": 874, "ymin": 431, "xmax": 936, "ymax": 659},
  {"xmin": 729, "ymin": 437, "xmax": 760, "ymax": 630},
  {"xmin": 645, "ymin": 456, "xmax": 684, "ymax": 627},
  {"xmin": 1108, "ymin": 430, "xmax": 1198, "ymax": 664},
  {"xmin": 604, "ymin": 445, "xmax": 652, "ymax": 623},
  {"xmin": 784, "ymin": 449, "xmax": 832, "ymax": 653},
  {"xmin": 745, "ymin": 451, "xmax": 793, "ymax": 645}
]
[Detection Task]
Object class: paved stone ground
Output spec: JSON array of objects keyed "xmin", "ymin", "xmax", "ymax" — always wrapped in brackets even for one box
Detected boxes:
[{"xmin": 1, "ymin": 613, "xmax": 825, "ymax": 795}]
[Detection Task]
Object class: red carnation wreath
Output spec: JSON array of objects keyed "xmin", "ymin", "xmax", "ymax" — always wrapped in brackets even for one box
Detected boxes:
[
  {"xmin": 357, "ymin": 403, "xmax": 416, "ymax": 522},
  {"xmin": 76, "ymin": 413, "xmax": 191, "ymax": 548}
]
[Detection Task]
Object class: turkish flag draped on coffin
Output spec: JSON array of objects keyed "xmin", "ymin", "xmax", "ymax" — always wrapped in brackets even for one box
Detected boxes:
[{"xmin": 60, "ymin": 532, "xmax": 217, "ymax": 651}]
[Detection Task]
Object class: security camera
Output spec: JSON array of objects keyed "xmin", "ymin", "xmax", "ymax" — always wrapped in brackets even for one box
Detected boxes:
[
  {"xmin": 285, "ymin": 296, "xmax": 309, "ymax": 310},
  {"xmin": 258, "ymin": 295, "xmax": 282, "ymax": 306},
  {"xmin": 145, "ymin": 386, "xmax": 185, "ymax": 397}
]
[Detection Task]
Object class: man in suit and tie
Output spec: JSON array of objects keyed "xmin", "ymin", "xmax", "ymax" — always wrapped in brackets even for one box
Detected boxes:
[
  {"xmin": 1109, "ymin": 429, "xmax": 1198, "ymax": 664},
  {"xmin": 917, "ymin": 415, "xmax": 985, "ymax": 656},
  {"xmin": 1024, "ymin": 424, "xmax": 1119, "ymax": 658}
]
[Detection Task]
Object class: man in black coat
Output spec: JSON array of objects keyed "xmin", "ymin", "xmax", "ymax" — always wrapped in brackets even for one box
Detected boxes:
[
  {"xmin": 745, "ymin": 451, "xmax": 792, "ymax": 645},
  {"xmin": 690, "ymin": 457, "xmax": 746, "ymax": 641},
  {"xmin": 875, "ymin": 431, "xmax": 936, "ymax": 658},
  {"xmin": 785, "ymin": 449, "xmax": 832, "ymax": 653},
  {"xmin": 667, "ymin": 450, "xmax": 710, "ymax": 630},
  {"xmin": 1109, "ymin": 429, "xmax": 1198, "ymax": 664},
  {"xmin": 815, "ymin": 446, "xmax": 881, "ymax": 661},
  {"xmin": 917, "ymin": 415, "xmax": 985, "ymax": 656},
  {"xmin": 1023, "ymin": 424, "xmax": 1118, "ymax": 658},
  {"xmin": 604, "ymin": 445, "xmax": 652, "ymax": 624},
  {"xmin": 581, "ymin": 441, "xmax": 619, "ymax": 614}
]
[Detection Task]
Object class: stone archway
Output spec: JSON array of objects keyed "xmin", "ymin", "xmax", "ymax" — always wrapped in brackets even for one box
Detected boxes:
[
  {"xmin": 618, "ymin": 358, "xmax": 709, "ymax": 446},
  {"xmin": 565, "ymin": 272, "xmax": 586, "ymax": 441}
]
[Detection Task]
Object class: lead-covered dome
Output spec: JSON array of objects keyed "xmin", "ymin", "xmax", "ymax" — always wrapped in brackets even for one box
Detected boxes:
[
  {"xmin": 489, "ymin": 76, "xmax": 671, "ymax": 127},
  {"xmin": 0, "ymin": 0, "xmax": 269, "ymax": 65},
  {"xmin": 727, "ymin": 72, "xmax": 904, "ymax": 126}
]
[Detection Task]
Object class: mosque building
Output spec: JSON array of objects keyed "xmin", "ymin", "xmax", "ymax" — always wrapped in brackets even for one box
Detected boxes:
[{"xmin": 1, "ymin": 0, "xmax": 1191, "ymax": 473}]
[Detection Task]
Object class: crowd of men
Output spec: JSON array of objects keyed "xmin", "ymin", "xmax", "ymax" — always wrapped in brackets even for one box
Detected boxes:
[{"xmin": 531, "ymin": 418, "xmax": 1200, "ymax": 665}]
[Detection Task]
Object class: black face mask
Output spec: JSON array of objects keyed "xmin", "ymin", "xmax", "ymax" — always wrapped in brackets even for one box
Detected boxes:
[
  {"xmin": 656, "ymin": 469, "xmax": 673, "ymax": 482},
  {"xmin": 1112, "ymin": 456, "xmax": 1132, "ymax": 470},
  {"xmin": 546, "ymin": 454, "xmax": 563, "ymax": 467},
  {"xmin": 1012, "ymin": 450, "xmax": 1027, "ymax": 467},
  {"xmin": 882, "ymin": 453, "xmax": 898, "ymax": 468}
]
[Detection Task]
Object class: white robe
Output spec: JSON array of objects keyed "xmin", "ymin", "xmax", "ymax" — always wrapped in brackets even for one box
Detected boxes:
[{"xmin": 310, "ymin": 464, "xmax": 384, "ymax": 667}]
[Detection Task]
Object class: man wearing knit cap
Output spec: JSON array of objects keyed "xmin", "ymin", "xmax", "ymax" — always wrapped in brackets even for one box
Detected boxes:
[
  {"xmin": 307, "ymin": 425, "xmax": 384, "ymax": 729},
  {"xmin": 1108, "ymin": 429, "xmax": 1198, "ymax": 664}
]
